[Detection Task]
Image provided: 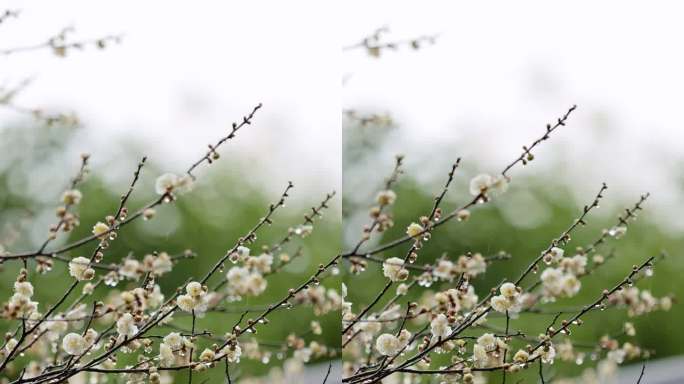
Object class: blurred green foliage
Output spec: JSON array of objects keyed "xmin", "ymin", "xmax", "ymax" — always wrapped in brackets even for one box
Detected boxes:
[
  {"xmin": 343, "ymin": 173, "xmax": 683, "ymax": 382},
  {"xmin": 0, "ymin": 124, "xmax": 340, "ymax": 383}
]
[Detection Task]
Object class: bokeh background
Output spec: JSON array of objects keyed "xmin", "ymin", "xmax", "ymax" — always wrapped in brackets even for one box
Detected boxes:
[
  {"xmin": 1, "ymin": 2, "xmax": 340, "ymax": 383},
  {"xmin": 342, "ymin": 1, "xmax": 684, "ymax": 383}
]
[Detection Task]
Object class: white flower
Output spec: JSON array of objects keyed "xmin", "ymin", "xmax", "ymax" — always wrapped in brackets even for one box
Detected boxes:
[
  {"xmin": 237, "ymin": 246, "xmax": 250, "ymax": 257},
  {"xmin": 61, "ymin": 189, "xmax": 83, "ymax": 205},
  {"xmin": 433, "ymin": 260, "xmax": 454, "ymax": 280},
  {"xmin": 14, "ymin": 281, "xmax": 34, "ymax": 298},
  {"xmin": 225, "ymin": 266, "xmax": 267, "ymax": 298},
  {"xmin": 376, "ymin": 190, "xmax": 397, "ymax": 205},
  {"xmin": 539, "ymin": 344, "xmax": 556, "ymax": 364},
  {"xmin": 92, "ymin": 222, "xmax": 110, "ymax": 239},
  {"xmin": 143, "ymin": 208, "xmax": 156, "ymax": 220},
  {"xmin": 8, "ymin": 292, "xmax": 38, "ymax": 317},
  {"xmin": 593, "ymin": 254, "xmax": 605, "ymax": 264},
  {"xmin": 560, "ymin": 274, "xmax": 581, "ymax": 297},
  {"xmin": 177, "ymin": 294, "xmax": 197, "ymax": 312},
  {"xmin": 227, "ymin": 266, "xmax": 249, "ymax": 282},
  {"xmin": 247, "ymin": 253, "xmax": 274, "ymax": 273},
  {"xmin": 541, "ymin": 266, "xmax": 581, "ymax": 299},
  {"xmin": 47, "ymin": 316, "xmax": 68, "ymax": 335},
  {"xmin": 490, "ymin": 295, "xmax": 511, "ymax": 313},
  {"xmin": 397, "ymin": 329, "xmax": 412, "ymax": 345},
  {"xmin": 622, "ymin": 342, "xmax": 641, "ymax": 359},
  {"xmin": 163, "ymin": 332, "xmax": 183, "ymax": 349},
  {"xmin": 62, "ymin": 333, "xmax": 87, "ymax": 355},
  {"xmin": 469, "ymin": 174, "xmax": 493, "ymax": 196},
  {"xmin": 246, "ymin": 273, "xmax": 267, "ymax": 295},
  {"xmin": 119, "ymin": 259, "xmax": 141, "ymax": 280},
  {"xmin": 396, "ymin": 283, "xmax": 409, "ymax": 296},
  {"xmin": 473, "ymin": 336, "xmax": 506, "ymax": 368},
  {"xmin": 159, "ymin": 343, "xmax": 175, "ymax": 366},
  {"xmin": 311, "ymin": 321, "xmax": 322, "ymax": 335},
  {"xmin": 661, "ymin": 296, "xmax": 673, "ymax": 311},
  {"xmin": 226, "ymin": 266, "xmax": 250, "ymax": 294},
  {"xmin": 177, "ymin": 295, "xmax": 193, "ymax": 311},
  {"xmin": 460, "ymin": 285, "xmax": 479, "ymax": 309},
  {"xmin": 382, "ymin": 257, "xmax": 408, "ymax": 282},
  {"xmin": 147, "ymin": 285, "xmax": 164, "ymax": 308},
  {"xmin": 550, "ymin": 246, "xmax": 564, "ymax": 259},
  {"xmin": 154, "ymin": 173, "xmax": 195, "ymax": 195},
  {"xmin": 624, "ymin": 322, "xmax": 636, "ymax": 336},
  {"xmin": 473, "ymin": 344, "xmax": 488, "ymax": 365},
  {"xmin": 82, "ymin": 283, "xmax": 95, "ymax": 295},
  {"xmin": 430, "ymin": 314, "xmax": 452, "ymax": 339},
  {"xmin": 456, "ymin": 209, "xmax": 471, "ymax": 221},
  {"xmin": 186, "ymin": 281, "xmax": 204, "ymax": 297},
  {"xmin": 490, "ymin": 176, "xmax": 509, "ymax": 194},
  {"xmin": 199, "ymin": 348, "xmax": 216, "ymax": 362},
  {"xmin": 476, "ymin": 333, "xmax": 497, "ymax": 351},
  {"xmin": 406, "ymin": 223, "xmax": 424, "ymax": 237},
  {"xmin": 152, "ymin": 252, "xmax": 173, "ymax": 275},
  {"xmin": 608, "ymin": 225, "xmax": 627, "ymax": 238},
  {"xmin": 544, "ymin": 247, "xmax": 564, "ymax": 264},
  {"xmin": 540, "ymin": 267, "xmax": 563, "ymax": 297},
  {"xmin": 176, "ymin": 282, "xmax": 210, "ymax": 312},
  {"xmin": 68, "ymin": 257, "xmax": 94, "ymax": 281},
  {"xmin": 469, "ymin": 174, "xmax": 509, "ymax": 197},
  {"xmin": 221, "ymin": 343, "xmax": 241, "ymax": 363},
  {"xmin": 499, "ymin": 282, "xmax": 518, "ymax": 298},
  {"xmin": 561, "ymin": 254, "xmax": 587, "ymax": 275},
  {"xmin": 375, "ymin": 333, "xmax": 401, "ymax": 356},
  {"xmin": 155, "ymin": 173, "xmax": 179, "ymax": 195},
  {"xmin": 174, "ymin": 175, "xmax": 194, "ymax": 194},
  {"xmin": 116, "ymin": 313, "xmax": 138, "ymax": 337},
  {"xmin": 435, "ymin": 290, "xmax": 461, "ymax": 312},
  {"xmin": 294, "ymin": 224, "xmax": 314, "ymax": 237},
  {"xmin": 640, "ymin": 290, "xmax": 657, "ymax": 308},
  {"xmin": 541, "ymin": 267, "xmax": 562, "ymax": 283},
  {"xmin": 456, "ymin": 253, "xmax": 487, "ymax": 277},
  {"xmin": 83, "ymin": 329, "xmax": 99, "ymax": 346},
  {"xmin": 513, "ymin": 349, "xmax": 529, "ymax": 363}
]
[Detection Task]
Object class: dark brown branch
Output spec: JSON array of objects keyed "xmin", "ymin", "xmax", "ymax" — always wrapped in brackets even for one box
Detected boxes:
[{"xmin": 186, "ymin": 103, "xmax": 262, "ymax": 179}]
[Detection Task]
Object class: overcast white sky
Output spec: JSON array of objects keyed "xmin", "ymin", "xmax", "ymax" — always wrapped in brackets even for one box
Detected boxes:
[
  {"xmin": 0, "ymin": 1, "xmax": 340, "ymax": 204},
  {"xmin": 342, "ymin": 1, "xmax": 684, "ymax": 232}
]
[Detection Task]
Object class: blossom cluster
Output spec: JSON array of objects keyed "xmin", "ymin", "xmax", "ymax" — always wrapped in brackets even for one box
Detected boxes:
[
  {"xmin": 342, "ymin": 140, "xmax": 672, "ymax": 384},
  {"xmin": 0, "ymin": 104, "xmax": 342, "ymax": 384}
]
